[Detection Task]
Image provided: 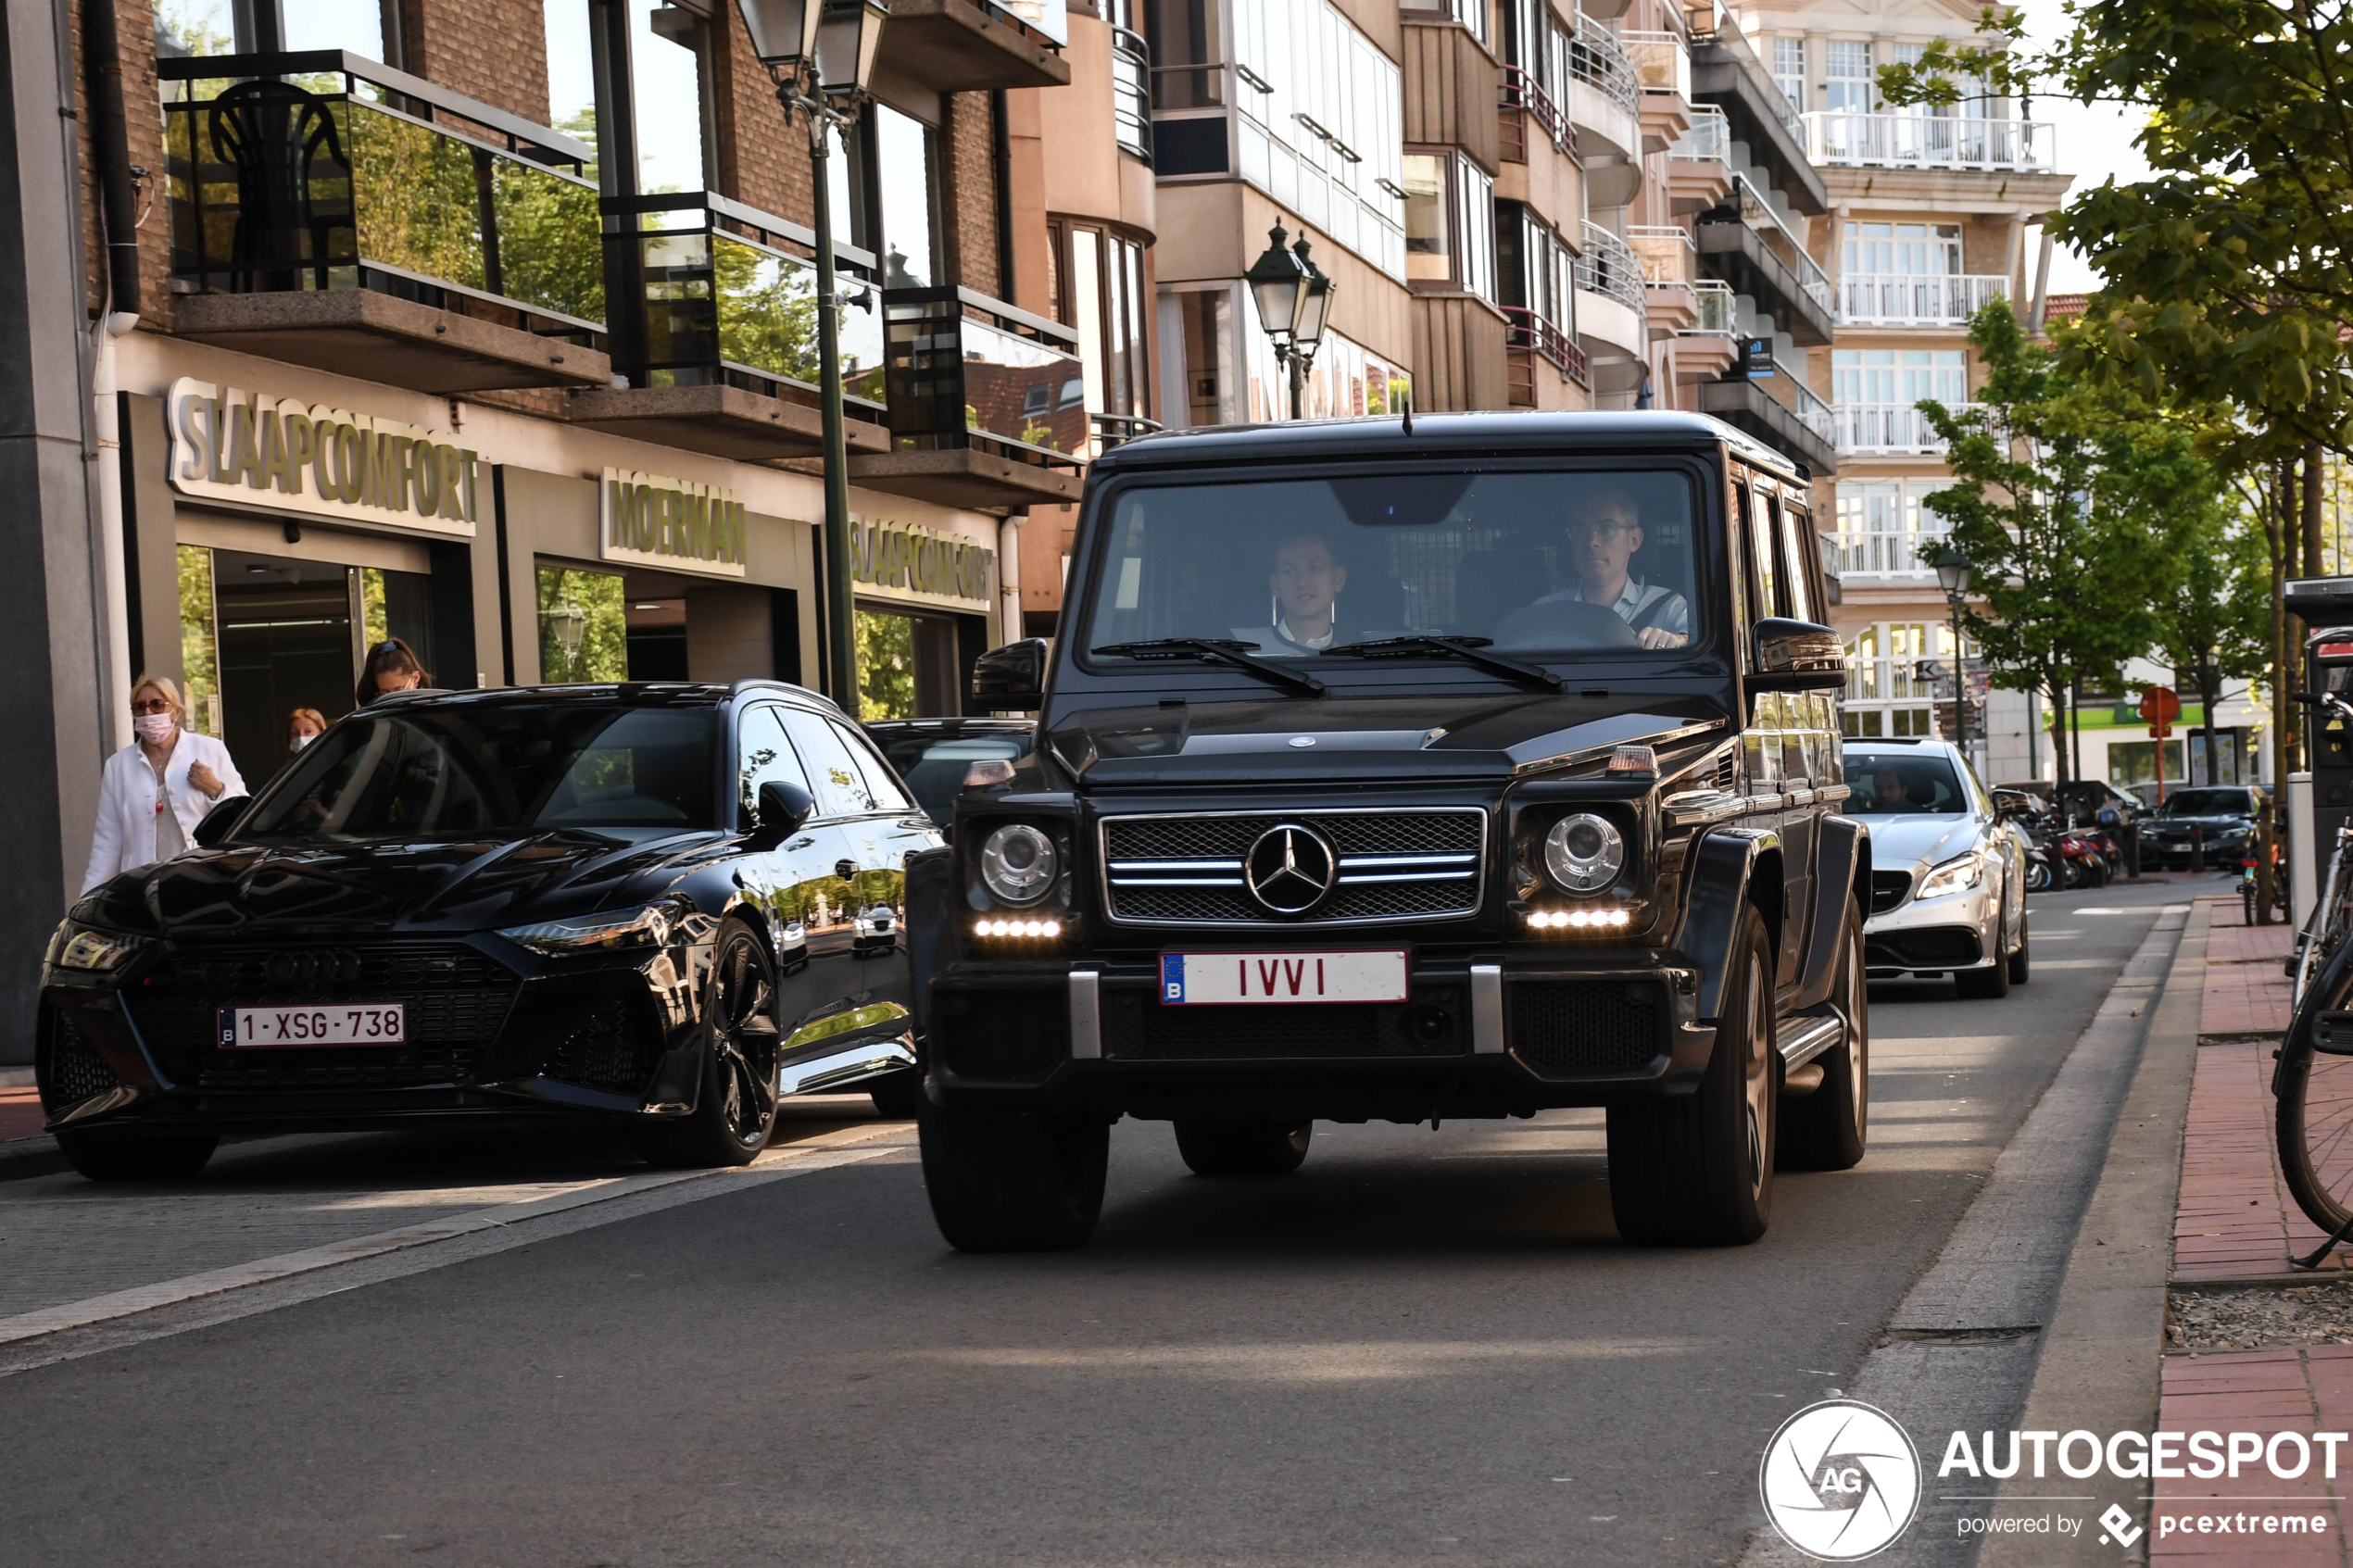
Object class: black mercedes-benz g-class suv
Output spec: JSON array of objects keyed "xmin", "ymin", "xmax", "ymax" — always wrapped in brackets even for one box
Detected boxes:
[{"xmin": 905, "ymin": 411, "xmax": 1869, "ymax": 1251}]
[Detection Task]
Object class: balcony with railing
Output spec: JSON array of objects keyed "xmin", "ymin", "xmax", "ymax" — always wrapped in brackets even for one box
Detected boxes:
[
  {"xmin": 1694, "ymin": 169, "xmax": 1833, "ymax": 344},
  {"xmin": 1619, "ymin": 27, "xmax": 1693, "ymax": 152},
  {"xmin": 849, "ymin": 287, "xmax": 1086, "ymax": 508},
  {"xmin": 1835, "ymin": 402, "xmax": 1982, "ymax": 455},
  {"xmin": 1561, "ymin": 13, "xmax": 1642, "ymax": 159},
  {"xmin": 569, "ymin": 192, "xmax": 893, "ymax": 462},
  {"xmin": 159, "ymin": 51, "xmax": 613, "ymax": 393},
  {"xmin": 1682, "ymin": 278, "xmax": 1736, "ymax": 336},
  {"xmin": 1802, "ymin": 111, "xmax": 2057, "ymax": 173},
  {"xmin": 882, "ymin": 0, "xmax": 1072, "ymax": 90},
  {"xmin": 1113, "ymin": 24, "xmax": 1153, "ymax": 164},
  {"xmin": 1092, "ymin": 411, "xmax": 1162, "ymax": 450},
  {"xmin": 1829, "ymin": 528, "xmax": 1953, "ymax": 578},
  {"xmin": 1699, "ymin": 363, "xmax": 1838, "ymax": 473},
  {"xmin": 1573, "ymin": 221, "xmax": 1648, "ymax": 358},
  {"xmin": 1500, "ymin": 65, "xmax": 1574, "ymax": 161},
  {"xmin": 1837, "ymin": 272, "xmax": 2009, "ymax": 327},
  {"xmin": 1628, "ymin": 223, "xmax": 1698, "ymax": 332},
  {"xmin": 1504, "ymin": 306, "xmax": 1589, "ymax": 403}
]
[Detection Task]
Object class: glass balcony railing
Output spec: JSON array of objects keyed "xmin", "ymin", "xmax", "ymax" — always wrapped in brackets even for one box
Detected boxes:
[
  {"xmin": 1619, "ymin": 30, "xmax": 1691, "ymax": 99},
  {"xmin": 606, "ymin": 192, "xmax": 886, "ymax": 416},
  {"xmin": 1628, "ymin": 223, "xmax": 1697, "ymax": 285},
  {"xmin": 1671, "ymin": 103, "xmax": 1730, "ymax": 162},
  {"xmin": 880, "ymin": 287, "xmax": 1088, "ymax": 467},
  {"xmin": 1113, "ymin": 25, "xmax": 1153, "ymax": 164},
  {"xmin": 1682, "ymin": 278, "xmax": 1736, "ymax": 335},
  {"xmin": 160, "ymin": 51, "xmax": 603, "ymax": 339},
  {"xmin": 1717, "ymin": 170, "xmax": 1832, "ymax": 314}
]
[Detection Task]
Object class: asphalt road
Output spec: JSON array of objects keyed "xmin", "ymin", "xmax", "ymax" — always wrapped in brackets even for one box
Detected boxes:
[{"xmin": 0, "ymin": 875, "xmax": 2204, "ymax": 1568}]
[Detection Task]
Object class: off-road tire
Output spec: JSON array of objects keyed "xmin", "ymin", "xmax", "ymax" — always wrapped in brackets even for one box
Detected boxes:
[
  {"xmin": 1780, "ymin": 900, "xmax": 1867, "ymax": 1172},
  {"xmin": 918, "ymin": 1098, "xmax": 1109, "ymax": 1251},
  {"xmin": 1174, "ymin": 1119, "xmax": 1313, "ymax": 1177},
  {"xmin": 1606, "ymin": 903, "xmax": 1777, "ymax": 1245}
]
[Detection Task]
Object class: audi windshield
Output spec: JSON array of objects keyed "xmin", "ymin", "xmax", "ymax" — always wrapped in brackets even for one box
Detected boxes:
[{"xmin": 1080, "ymin": 470, "xmax": 1706, "ymax": 660}]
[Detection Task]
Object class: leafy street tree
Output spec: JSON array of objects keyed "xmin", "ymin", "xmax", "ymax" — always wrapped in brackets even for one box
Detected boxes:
[
  {"xmin": 1922, "ymin": 303, "xmax": 2213, "ymax": 782},
  {"xmin": 2146, "ymin": 475, "xmax": 2272, "ymax": 788}
]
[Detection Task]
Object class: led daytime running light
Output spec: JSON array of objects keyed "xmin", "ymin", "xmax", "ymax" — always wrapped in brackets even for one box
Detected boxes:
[
  {"xmin": 1526, "ymin": 908, "xmax": 1632, "ymax": 931},
  {"xmin": 973, "ymin": 918, "xmax": 1063, "ymax": 938}
]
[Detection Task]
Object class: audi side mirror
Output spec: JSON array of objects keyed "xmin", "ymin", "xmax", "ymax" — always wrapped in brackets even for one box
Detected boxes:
[
  {"xmin": 971, "ymin": 638, "xmax": 1049, "ymax": 712},
  {"xmin": 192, "ymin": 795, "xmax": 250, "ymax": 847},
  {"xmin": 1749, "ymin": 618, "xmax": 1846, "ymax": 691},
  {"xmin": 749, "ymin": 779, "xmax": 815, "ymax": 847}
]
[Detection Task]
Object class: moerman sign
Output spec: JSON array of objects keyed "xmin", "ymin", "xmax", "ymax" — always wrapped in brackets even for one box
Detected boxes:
[
  {"xmin": 599, "ymin": 468, "xmax": 748, "ymax": 578},
  {"xmin": 850, "ymin": 521, "xmax": 993, "ymax": 607},
  {"xmin": 165, "ymin": 377, "xmax": 480, "ymax": 536}
]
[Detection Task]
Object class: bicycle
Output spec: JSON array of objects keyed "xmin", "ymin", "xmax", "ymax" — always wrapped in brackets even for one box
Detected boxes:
[{"xmin": 2271, "ymin": 690, "xmax": 2353, "ymax": 1262}]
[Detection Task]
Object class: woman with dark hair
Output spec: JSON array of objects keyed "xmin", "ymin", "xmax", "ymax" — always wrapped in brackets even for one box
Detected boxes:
[{"xmin": 357, "ymin": 638, "xmax": 430, "ymax": 707}]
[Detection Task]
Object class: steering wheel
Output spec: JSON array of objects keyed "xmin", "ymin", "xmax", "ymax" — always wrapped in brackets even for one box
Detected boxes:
[{"xmin": 1490, "ymin": 599, "xmax": 1641, "ymax": 651}]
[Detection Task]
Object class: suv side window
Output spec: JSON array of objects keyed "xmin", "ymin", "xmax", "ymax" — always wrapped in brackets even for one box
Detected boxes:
[
  {"xmin": 736, "ymin": 706, "xmax": 812, "ymax": 827},
  {"xmin": 777, "ymin": 706, "xmax": 881, "ymax": 819},
  {"xmin": 828, "ymin": 720, "xmax": 914, "ymax": 815},
  {"xmin": 1773, "ymin": 496, "xmax": 1815, "ymax": 622}
]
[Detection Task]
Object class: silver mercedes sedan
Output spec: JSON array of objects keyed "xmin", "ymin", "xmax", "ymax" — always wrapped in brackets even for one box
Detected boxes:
[{"xmin": 1841, "ymin": 737, "xmax": 2030, "ymax": 997}]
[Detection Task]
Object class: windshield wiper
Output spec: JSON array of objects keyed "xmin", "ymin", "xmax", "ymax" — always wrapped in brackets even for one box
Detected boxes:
[
  {"xmin": 1093, "ymin": 638, "xmax": 1326, "ymax": 696},
  {"xmin": 1321, "ymin": 634, "xmax": 1563, "ymax": 691}
]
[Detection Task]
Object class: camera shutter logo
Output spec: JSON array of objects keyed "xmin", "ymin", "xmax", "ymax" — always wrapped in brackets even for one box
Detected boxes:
[{"xmin": 1758, "ymin": 1399, "xmax": 1921, "ymax": 1561}]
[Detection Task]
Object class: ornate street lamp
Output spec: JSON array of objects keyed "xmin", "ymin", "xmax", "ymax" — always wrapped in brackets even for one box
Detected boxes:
[
  {"xmin": 548, "ymin": 597, "xmax": 586, "ymax": 676},
  {"xmin": 736, "ymin": 0, "xmax": 888, "ymax": 716},
  {"xmin": 1932, "ymin": 545, "xmax": 1975, "ymax": 752},
  {"xmin": 1245, "ymin": 223, "xmax": 1337, "ymax": 420}
]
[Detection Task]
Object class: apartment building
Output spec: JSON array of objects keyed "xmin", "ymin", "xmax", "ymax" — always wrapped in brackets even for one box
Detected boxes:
[
  {"xmin": 1742, "ymin": 0, "xmax": 2071, "ymax": 781},
  {"xmin": 0, "ymin": 0, "xmax": 1154, "ymax": 1048}
]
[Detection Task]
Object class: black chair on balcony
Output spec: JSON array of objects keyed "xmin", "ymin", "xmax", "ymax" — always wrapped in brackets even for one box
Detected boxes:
[{"xmin": 206, "ymin": 81, "xmax": 354, "ymax": 294}]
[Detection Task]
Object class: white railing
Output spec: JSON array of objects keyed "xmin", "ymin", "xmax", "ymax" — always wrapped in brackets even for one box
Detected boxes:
[
  {"xmin": 1829, "ymin": 529, "xmax": 1952, "ymax": 576},
  {"xmin": 1682, "ymin": 278, "xmax": 1735, "ymax": 335},
  {"xmin": 1728, "ymin": 170, "xmax": 1832, "ymax": 314},
  {"xmin": 1838, "ymin": 273, "xmax": 2008, "ymax": 326},
  {"xmin": 1672, "ymin": 103, "xmax": 1729, "ymax": 162},
  {"xmin": 1783, "ymin": 372, "xmax": 1836, "ymax": 447},
  {"xmin": 1802, "ymin": 111, "xmax": 2057, "ymax": 172},
  {"xmin": 1619, "ymin": 29, "xmax": 1691, "ymax": 99},
  {"xmin": 1627, "ymin": 223, "xmax": 1696, "ymax": 284},
  {"xmin": 1563, "ymin": 12, "xmax": 1641, "ymax": 115},
  {"xmin": 1835, "ymin": 401, "xmax": 1982, "ymax": 454},
  {"xmin": 1575, "ymin": 221, "xmax": 1647, "ymax": 312}
]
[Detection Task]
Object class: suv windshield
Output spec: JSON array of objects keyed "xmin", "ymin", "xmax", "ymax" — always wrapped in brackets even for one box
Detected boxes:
[
  {"xmin": 1083, "ymin": 470, "xmax": 1703, "ymax": 659},
  {"xmin": 1845, "ymin": 751, "xmax": 1969, "ymax": 814},
  {"xmin": 238, "ymin": 703, "xmax": 722, "ymax": 838},
  {"xmin": 2158, "ymin": 788, "xmax": 2256, "ymax": 817}
]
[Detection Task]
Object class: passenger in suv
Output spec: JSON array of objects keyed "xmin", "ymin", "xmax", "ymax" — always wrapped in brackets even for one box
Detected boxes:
[{"xmin": 906, "ymin": 412, "xmax": 1871, "ymax": 1251}]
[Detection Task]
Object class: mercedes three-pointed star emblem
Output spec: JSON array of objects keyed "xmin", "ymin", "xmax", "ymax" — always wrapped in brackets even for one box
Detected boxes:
[{"xmin": 1245, "ymin": 822, "xmax": 1338, "ymax": 915}]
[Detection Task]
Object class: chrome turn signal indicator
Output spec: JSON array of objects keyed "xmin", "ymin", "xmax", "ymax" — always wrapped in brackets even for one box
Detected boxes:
[{"xmin": 1526, "ymin": 907, "xmax": 1631, "ymax": 932}]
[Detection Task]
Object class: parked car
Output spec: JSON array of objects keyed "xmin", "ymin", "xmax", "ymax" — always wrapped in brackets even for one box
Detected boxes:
[
  {"xmin": 1844, "ymin": 738, "xmax": 2030, "ymax": 997},
  {"xmin": 863, "ymin": 718, "xmax": 1037, "ymax": 826},
  {"xmin": 907, "ymin": 410, "xmax": 1872, "ymax": 1253},
  {"xmin": 2142, "ymin": 785, "xmax": 2263, "ymax": 871},
  {"xmin": 36, "ymin": 681, "xmax": 942, "ymax": 1181}
]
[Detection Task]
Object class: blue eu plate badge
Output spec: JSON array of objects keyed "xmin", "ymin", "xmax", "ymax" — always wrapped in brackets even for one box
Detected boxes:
[{"xmin": 1162, "ymin": 953, "xmax": 1187, "ymax": 1002}]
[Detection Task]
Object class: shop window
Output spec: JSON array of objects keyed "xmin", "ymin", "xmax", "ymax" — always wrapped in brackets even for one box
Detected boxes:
[
  {"xmin": 179, "ymin": 545, "xmax": 222, "ymax": 737},
  {"xmin": 360, "ymin": 567, "xmax": 436, "ymax": 679},
  {"xmin": 856, "ymin": 608, "xmax": 917, "ymax": 721},
  {"xmin": 537, "ymin": 566, "xmax": 629, "ymax": 683}
]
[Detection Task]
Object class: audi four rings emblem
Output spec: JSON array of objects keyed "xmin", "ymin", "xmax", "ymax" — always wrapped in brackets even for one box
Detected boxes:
[{"xmin": 1245, "ymin": 823, "xmax": 1337, "ymax": 915}]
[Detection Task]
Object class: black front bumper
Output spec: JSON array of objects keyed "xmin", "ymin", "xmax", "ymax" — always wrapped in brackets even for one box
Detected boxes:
[{"xmin": 924, "ymin": 952, "xmax": 1714, "ymax": 1121}]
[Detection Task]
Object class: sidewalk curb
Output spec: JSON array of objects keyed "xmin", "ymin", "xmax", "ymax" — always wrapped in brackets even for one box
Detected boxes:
[{"xmin": 1975, "ymin": 897, "xmax": 2214, "ymax": 1567}]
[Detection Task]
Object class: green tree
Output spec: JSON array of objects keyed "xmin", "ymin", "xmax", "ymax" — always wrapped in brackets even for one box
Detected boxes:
[
  {"xmin": 1922, "ymin": 302, "xmax": 2193, "ymax": 781},
  {"xmin": 2145, "ymin": 463, "xmax": 2272, "ymax": 786},
  {"xmin": 856, "ymin": 609, "xmax": 916, "ymax": 720},
  {"xmin": 536, "ymin": 567, "xmax": 628, "ymax": 683}
]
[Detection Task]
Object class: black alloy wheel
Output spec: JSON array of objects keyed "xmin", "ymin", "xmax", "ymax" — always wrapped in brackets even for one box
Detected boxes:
[
  {"xmin": 635, "ymin": 919, "xmax": 780, "ymax": 1169},
  {"xmin": 1174, "ymin": 1118, "xmax": 1314, "ymax": 1177},
  {"xmin": 1781, "ymin": 898, "xmax": 1868, "ymax": 1172}
]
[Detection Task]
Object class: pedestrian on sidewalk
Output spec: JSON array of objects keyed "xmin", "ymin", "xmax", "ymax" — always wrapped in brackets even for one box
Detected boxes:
[
  {"xmin": 82, "ymin": 674, "xmax": 245, "ymax": 893},
  {"xmin": 285, "ymin": 707, "xmax": 327, "ymax": 758},
  {"xmin": 356, "ymin": 638, "xmax": 430, "ymax": 707}
]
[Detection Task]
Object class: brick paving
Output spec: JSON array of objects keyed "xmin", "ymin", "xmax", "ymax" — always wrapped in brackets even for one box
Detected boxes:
[
  {"xmin": 2205, "ymin": 916, "xmax": 2298, "ymax": 1037},
  {"xmin": 2151, "ymin": 1348, "xmax": 2351, "ymax": 1562}
]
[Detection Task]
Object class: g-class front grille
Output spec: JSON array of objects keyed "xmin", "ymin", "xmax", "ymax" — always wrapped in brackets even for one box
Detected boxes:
[{"xmin": 1100, "ymin": 809, "xmax": 1486, "ymax": 927}]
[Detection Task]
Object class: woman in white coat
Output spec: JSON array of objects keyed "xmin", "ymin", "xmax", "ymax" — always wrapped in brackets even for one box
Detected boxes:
[{"xmin": 82, "ymin": 674, "xmax": 245, "ymax": 894}]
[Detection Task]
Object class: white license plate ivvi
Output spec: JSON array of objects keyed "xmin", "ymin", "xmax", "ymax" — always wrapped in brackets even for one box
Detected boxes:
[
  {"xmin": 217, "ymin": 1004, "xmax": 408, "ymax": 1047},
  {"xmin": 1158, "ymin": 950, "xmax": 1408, "ymax": 1005}
]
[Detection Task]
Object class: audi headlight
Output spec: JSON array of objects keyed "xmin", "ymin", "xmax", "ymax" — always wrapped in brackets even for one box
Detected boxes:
[
  {"xmin": 1542, "ymin": 813, "xmax": 1625, "ymax": 894},
  {"xmin": 46, "ymin": 922, "xmax": 148, "ymax": 972},
  {"xmin": 500, "ymin": 901, "xmax": 686, "ymax": 956},
  {"xmin": 1916, "ymin": 851, "xmax": 1984, "ymax": 901},
  {"xmin": 980, "ymin": 823, "xmax": 1058, "ymax": 906}
]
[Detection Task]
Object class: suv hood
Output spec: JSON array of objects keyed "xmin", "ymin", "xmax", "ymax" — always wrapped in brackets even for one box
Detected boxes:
[
  {"xmin": 72, "ymin": 829, "xmax": 725, "ymax": 939},
  {"xmin": 1044, "ymin": 694, "xmax": 1728, "ymax": 785},
  {"xmin": 1858, "ymin": 813, "xmax": 1981, "ymax": 872}
]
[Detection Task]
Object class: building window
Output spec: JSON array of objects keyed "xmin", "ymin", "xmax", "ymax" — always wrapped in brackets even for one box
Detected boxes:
[
  {"xmin": 1403, "ymin": 150, "xmax": 1495, "ymax": 303},
  {"xmin": 156, "ymin": 0, "xmax": 396, "ymax": 57},
  {"xmin": 1227, "ymin": 0, "xmax": 1407, "ymax": 278},
  {"xmin": 1060, "ymin": 223, "xmax": 1154, "ymax": 432},
  {"xmin": 1843, "ymin": 620, "xmax": 1960, "ymax": 738},
  {"xmin": 1773, "ymin": 37, "xmax": 1806, "ymax": 112},
  {"xmin": 631, "ymin": 0, "xmax": 711, "ymax": 195},
  {"xmin": 1146, "ymin": 0, "xmax": 1224, "ymax": 110},
  {"xmin": 874, "ymin": 106, "xmax": 939, "ymax": 288},
  {"xmin": 1843, "ymin": 221, "xmax": 1963, "ymax": 277},
  {"xmin": 1832, "ymin": 480, "xmax": 1950, "ymax": 573},
  {"xmin": 1831, "ymin": 348, "xmax": 1968, "ymax": 406},
  {"xmin": 1403, "ymin": 153, "xmax": 1450, "ymax": 281},
  {"xmin": 1824, "ymin": 39, "xmax": 1872, "ymax": 113},
  {"xmin": 1456, "ymin": 158, "xmax": 1496, "ymax": 304}
]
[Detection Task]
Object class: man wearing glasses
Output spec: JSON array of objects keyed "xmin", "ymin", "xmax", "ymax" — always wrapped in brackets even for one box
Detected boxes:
[{"xmin": 1527, "ymin": 488, "xmax": 1690, "ymax": 648}]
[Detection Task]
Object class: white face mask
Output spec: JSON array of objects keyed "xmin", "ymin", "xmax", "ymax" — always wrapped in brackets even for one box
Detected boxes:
[
  {"xmin": 133, "ymin": 713, "xmax": 176, "ymax": 745},
  {"xmin": 291, "ymin": 734, "xmax": 314, "ymax": 751}
]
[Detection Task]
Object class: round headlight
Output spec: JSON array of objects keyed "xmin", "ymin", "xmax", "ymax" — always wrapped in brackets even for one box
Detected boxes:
[
  {"xmin": 1542, "ymin": 813, "xmax": 1624, "ymax": 893},
  {"xmin": 980, "ymin": 823, "xmax": 1059, "ymax": 906}
]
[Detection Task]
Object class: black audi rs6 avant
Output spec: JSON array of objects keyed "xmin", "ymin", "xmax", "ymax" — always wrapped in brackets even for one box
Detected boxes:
[{"xmin": 37, "ymin": 682, "xmax": 941, "ymax": 1180}]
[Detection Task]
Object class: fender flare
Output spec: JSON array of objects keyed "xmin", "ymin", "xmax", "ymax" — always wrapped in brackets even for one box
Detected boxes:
[
  {"xmin": 903, "ymin": 845, "xmax": 958, "ymax": 1045},
  {"xmin": 1674, "ymin": 826, "xmax": 1781, "ymax": 1023},
  {"xmin": 1793, "ymin": 816, "xmax": 1870, "ymax": 1010}
]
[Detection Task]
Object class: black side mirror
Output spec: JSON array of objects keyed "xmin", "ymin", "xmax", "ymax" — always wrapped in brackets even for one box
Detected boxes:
[
  {"xmin": 191, "ymin": 795, "xmax": 249, "ymax": 847},
  {"xmin": 1749, "ymin": 618, "xmax": 1846, "ymax": 691},
  {"xmin": 971, "ymin": 638, "xmax": 1049, "ymax": 711},
  {"xmin": 749, "ymin": 780, "xmax": 815, "ymax": 847}
]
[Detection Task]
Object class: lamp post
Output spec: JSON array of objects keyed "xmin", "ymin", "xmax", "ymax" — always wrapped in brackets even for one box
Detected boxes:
[
  {"xmin": 1932, "ymin": 545, "xmax": 1975, "ymax": 754},
  {"xmin": 736, "ymin": 0, "xmax": 887, "ymax": 717},
  {"xmin": 1245, "ymin": 223, "xmax": 1336, "ymax": 419},
  {"xmin": 549, "ymin": 597, "xmax": 586, "ymax": 677}
]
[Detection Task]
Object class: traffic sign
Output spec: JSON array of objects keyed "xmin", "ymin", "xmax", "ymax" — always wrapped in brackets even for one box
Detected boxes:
[{"xmin": 2139, "ymin": 685, "xmax": 2183, "ymax": 725}]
